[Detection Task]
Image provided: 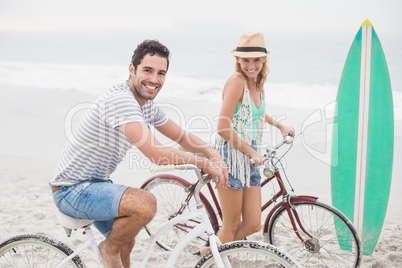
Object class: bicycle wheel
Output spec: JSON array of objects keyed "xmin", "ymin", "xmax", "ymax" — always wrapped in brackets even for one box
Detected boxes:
[
  {"xmin": 195, "ymin": 240, "xmax": 301, "ymax": 268},
  {"xmin": 267, "ymin": 200, "xmax": 362, "ymax": 268},
  {"xmin": 141, "ymin": 176, "xmax": 219, "ymax": 254},
  {"xmin": 0, "ymin": 234, "xmax": 85, "ymax": 268}
]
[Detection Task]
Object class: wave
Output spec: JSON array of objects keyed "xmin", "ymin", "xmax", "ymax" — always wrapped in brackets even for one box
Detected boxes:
[
  {"xmin": 0, "ymin": 60, "xmax": 127, "ymax": 94},
  {"xmin": 0, "ymin": 60, "xmax": 400, "ymax": 120}
]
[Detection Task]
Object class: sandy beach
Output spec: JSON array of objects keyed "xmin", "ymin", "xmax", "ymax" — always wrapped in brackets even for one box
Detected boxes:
[{"xmin": 1, "ymin": 83, "xmax": 401, "ymax": 267}]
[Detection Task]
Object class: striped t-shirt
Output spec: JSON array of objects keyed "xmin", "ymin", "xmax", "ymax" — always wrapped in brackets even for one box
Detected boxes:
[{"xmin": 51, "ymin": 81, "xmax": 168, "ymax": 186}]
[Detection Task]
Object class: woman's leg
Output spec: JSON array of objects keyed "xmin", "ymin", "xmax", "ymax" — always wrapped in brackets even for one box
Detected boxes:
[
  {"xmin": 200, "ymin": 186, "xmax": 243, "ymax": 255},
  {"xmin": 234, "ymin": 185, "xmax": 262, "ymax": 240},
  {"xmin": 216, "ymin": 187, "xmax": 244, "ymax": 244}
]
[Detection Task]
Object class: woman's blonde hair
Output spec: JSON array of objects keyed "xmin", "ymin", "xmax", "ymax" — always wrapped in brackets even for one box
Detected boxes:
[{"xmin": 235, "ymin": 56, "xmax": 269, "ymax": 93}]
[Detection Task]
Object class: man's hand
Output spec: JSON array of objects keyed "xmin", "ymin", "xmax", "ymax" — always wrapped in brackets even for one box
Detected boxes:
[{"xmin": 203, "ymin": 149, "xmax": 229, "ymax": 189}]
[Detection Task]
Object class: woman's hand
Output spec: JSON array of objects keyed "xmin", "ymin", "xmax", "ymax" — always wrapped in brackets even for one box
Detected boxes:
[
  {"xmin": 249, "ymin": 151, "xmax": 266, "ymax": 166},
  {"xmin": 278, "ymin": 124, "xmax": 295, "ymax": 137}
]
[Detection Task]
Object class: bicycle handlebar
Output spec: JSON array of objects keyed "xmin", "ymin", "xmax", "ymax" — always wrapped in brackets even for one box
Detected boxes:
[
  {"xmin": 149, "ymin": 135, "xmax": 295, "ymax": 181},
  {"xmin": 273, "ymin": 135, "xmax": 294, "ymax": 150},
  {"xmin": 262, "ymin": 135, "xmax": 294, "ymax": 178},
  {"xmin": 149, "ymin": 164, "xmax": 176, "ymax": 173},
  {"xmin": 150, "ymin": 164, "xmax": 211, "ymax": 184}
]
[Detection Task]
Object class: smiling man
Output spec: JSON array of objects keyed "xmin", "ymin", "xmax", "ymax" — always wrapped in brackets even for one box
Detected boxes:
[{"xmin": 50, "ymin": 40, "xmax": 228, "ymax": 268}]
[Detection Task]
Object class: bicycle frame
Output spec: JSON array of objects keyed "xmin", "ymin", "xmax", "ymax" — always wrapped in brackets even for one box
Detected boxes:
[
  {"xmin": 140, "ymin": 138, "xmax": 361, "ymax": 267},
  {"xmin": 142, "ymin": 164, "xmax": 233, "ymax": 268},
  {"xmin": 141, "ymin": 174, "xmax": 220, "ymax": 232},
  {"xmin": 261, "ymin": 171, "xmax": 318, "ymax": 246},
  {"xmin": 55, "ymin": 227, "xmax": 102, "ymax": 268},
  {"xmin": 140, "ymin": 204, "xmax": 228, "ymax": 268},
  {"xmin": 146, "ymin": 167, "xmax": 320, "ymax": 249},
  {"xmin": 55, "ymin": 168, "xmax": 231, "ymax": 268}
]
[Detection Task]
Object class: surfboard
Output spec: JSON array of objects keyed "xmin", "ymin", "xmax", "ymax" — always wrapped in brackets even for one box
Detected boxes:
[{"xmin": 331, "ymin": 19, "xmax": 394, "ymax": 256}]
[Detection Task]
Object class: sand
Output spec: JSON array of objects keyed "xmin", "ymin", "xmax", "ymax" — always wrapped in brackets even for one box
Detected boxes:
[{"xmin": 0, "ymin": 83, "xmax": 401, "ymax": 267}]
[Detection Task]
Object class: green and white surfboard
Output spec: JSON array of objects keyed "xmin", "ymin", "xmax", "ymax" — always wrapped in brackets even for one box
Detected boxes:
[{"xmin": 331, "ymin": 19, "xmax": 394, "ymax": 256}]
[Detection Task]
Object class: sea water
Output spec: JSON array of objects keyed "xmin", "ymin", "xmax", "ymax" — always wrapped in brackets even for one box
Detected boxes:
[
  {"xmin": 1, "ymin": 30, "xmax": 400, "ymax": 96},
  {"xmin": 0, "ymin": 30, "xmax": 401, "ymax": 129}
]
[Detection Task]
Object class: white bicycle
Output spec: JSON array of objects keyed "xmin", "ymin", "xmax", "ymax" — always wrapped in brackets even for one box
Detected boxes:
[{"xmin": 0, "ymin": 164, "xmax": 301, "ymax": 268}]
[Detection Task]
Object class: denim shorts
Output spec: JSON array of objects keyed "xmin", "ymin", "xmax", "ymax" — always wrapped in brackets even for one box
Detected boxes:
[
  {"xmin": 51, "ymin": 180, "xmax": 128, "ymax": 237},
  {"xmin": 224, "ymin": 140, "xmax": 262, "ymax": 190}
]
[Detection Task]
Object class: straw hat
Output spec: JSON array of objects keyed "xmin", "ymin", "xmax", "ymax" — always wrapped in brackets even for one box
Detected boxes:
[{"xmin": 230, "ymin": 32, "xmax": 270, "ymax": 58}]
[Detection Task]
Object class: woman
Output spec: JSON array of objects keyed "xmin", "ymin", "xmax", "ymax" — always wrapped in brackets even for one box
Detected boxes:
[{"xmin": 208, "ymin": 32, "xmax": 295, "ymax": 251}]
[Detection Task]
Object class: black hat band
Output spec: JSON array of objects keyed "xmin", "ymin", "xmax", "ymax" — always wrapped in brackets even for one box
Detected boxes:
[{"xmin": 236, "ymin": 47, "xmax": 267, "ymax": 53}]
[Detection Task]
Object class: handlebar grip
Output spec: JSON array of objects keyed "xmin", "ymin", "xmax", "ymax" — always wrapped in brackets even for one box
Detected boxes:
[
  {"xmin": 149, "ymin": 164, "xmax": 175, "ymax": 173},
  {"xmin": 284, "ymin": 135, "xmax": 294, "ymax": 144}
]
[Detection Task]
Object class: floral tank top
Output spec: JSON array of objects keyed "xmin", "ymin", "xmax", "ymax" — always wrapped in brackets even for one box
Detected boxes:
[{"xmin": 214, "ymin": 73, "xmax": 265, "ymax": 187}]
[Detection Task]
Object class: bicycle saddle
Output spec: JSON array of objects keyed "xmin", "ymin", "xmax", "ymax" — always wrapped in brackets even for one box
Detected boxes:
[{"xmin": 56, "ymin": 210, "xmax": 94, "ymax": 237}]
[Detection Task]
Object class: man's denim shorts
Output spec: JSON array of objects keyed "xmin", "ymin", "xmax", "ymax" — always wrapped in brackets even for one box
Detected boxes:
[
  {"xmin": 224, "ymin": 140, "xmax": 262, "ymax": 190},
  {"xmin": 52, "ymin": 179, "xmax": 128, "ymax": 237}
]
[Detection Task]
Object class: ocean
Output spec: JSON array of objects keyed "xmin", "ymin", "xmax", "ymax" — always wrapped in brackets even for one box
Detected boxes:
[{"xmin": 0, "ymin": 30, "xmax": 401, "ymax": 118}]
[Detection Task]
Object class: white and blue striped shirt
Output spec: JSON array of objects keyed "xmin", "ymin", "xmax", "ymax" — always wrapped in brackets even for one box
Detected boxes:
[{"xmin": 51, "ymin": 81, "xmax": 168, "ymax": 186}]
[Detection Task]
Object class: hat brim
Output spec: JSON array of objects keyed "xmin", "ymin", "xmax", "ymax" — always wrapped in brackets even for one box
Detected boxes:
[{"xmin": 230, "ymin": 49, "xmax": 270, "ymax": 58}]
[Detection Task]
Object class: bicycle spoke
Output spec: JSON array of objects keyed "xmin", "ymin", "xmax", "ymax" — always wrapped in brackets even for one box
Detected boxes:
[
  {"xmin": 142, "ymin": 177, "xmax": 215, "ymax": 254},
  {"xmin": 195, "ymin": 241, "xmax": 301, "ymax": 267},
  {"xmin": 0, "ymin": 234, "xmax": 83, "ymax": 268},
  {"xmin": 269, "ymin": 201, "xmax": 361, "ymax": 267}
]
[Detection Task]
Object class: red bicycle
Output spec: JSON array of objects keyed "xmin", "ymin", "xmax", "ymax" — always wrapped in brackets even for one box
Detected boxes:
[{"xmin": 141, "ymin": 136, "xmax": 362, "ymax": 267}]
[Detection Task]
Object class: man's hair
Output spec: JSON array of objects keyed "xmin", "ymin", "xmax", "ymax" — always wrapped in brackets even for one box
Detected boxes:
[{"xmin": 131, "ymin": 40, "xmax": 170, "ymax": 71}]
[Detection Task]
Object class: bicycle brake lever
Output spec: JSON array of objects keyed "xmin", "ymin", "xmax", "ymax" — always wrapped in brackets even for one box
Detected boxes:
[{"xmin": 204, "ymin": 174, "xmax": 212, "ymax": 183}]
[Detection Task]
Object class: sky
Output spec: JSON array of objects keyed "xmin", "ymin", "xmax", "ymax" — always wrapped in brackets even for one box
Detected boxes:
[
  {"xmin": 0, "ymin": 0, "xmax": 401, "ymax": 35},
  {"xmin": 1, "ymin": 0, "xmax": 401, "ymax": 90}
]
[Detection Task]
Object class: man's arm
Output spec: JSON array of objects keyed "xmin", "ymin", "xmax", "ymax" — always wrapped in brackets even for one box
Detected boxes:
[
  {"xmin": 120, "ymin": 121, "xmax": 228, "ymax": 188},
  {"xmin": 155, "ymin": 119, "xmax": 228, "ymax": 188},
  {"xmin": 120, "ymin": 121, "xmax": 202, "ymax": 165},
  {"xmin": 154, "ymin": 119, "xmax": 215, "ymax": 157}
]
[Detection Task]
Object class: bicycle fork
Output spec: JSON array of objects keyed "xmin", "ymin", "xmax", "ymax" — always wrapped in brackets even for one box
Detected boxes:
[
  {"xmin": 283, "ymin": 195, "xmax": 321, "ymax": 252},
  {"xmin": 264, "ymin": 194, "xmax": 319, "ymax": 252}
]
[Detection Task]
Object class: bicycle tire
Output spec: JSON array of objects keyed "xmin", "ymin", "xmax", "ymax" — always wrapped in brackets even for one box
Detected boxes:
[
  {"xmin": 141, "ymin": 176, "xmax": 219, "ymax": 254},
  {"xmin": 266, "ymin": 200, "xmax": 362, "ymax": 267},
  {"xmin": 195, "ymin": 240, "xmax": 301, "ymax": 268},
  {"xmin": 0, "ymin": 234, "xmax": 85, "ymax": 268}
]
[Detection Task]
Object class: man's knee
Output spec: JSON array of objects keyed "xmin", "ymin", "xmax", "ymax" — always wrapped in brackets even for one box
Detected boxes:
[
  {"xmin": 141, "ymin": 190, "xmax": 157, "ymax": 221},
  {"xmin": 119, "ymin": 188, "xmax": 157, "ymax": 222}
]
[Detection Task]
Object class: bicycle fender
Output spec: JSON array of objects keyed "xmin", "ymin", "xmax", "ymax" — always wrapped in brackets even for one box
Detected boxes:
[
  {"xmin": 140, "ymin": 174, "xmax": 192, "ymax": 188},
  {"xmin": 262, "ymin": 195, "xmax": 319, "ymax": 234},
  {"xmin": 291, "ymin": 195, "xmax": 318, "ymax": 202}
]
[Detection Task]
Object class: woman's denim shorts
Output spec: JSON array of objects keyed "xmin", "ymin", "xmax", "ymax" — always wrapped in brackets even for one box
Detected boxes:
[
  {"xmin": 224, "ymin": 140, "xmax": 262, "ymax": 190},
  {"xmin": 52, "ymin": 179, "xmax": 128, "ymax": 237}
]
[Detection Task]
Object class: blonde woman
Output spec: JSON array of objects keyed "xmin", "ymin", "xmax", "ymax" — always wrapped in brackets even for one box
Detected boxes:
[{"xmin": 204, "ymin": 32, "xmax": 295, "ymax": 253}]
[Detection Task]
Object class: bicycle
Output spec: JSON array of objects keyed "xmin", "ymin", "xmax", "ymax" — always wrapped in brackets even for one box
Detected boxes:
[
  {"xmin": 0, "ymin": 164, "xmax": 301, "ymax": 268},
  {"xmin": 141, "ymin": 136, "xmax": 363, "ymax": 267}
]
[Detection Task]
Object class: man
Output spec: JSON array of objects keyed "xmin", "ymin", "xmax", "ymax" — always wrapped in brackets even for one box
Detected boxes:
[{"xmin": 50, "ymin": 40, "xmax": 228, "ymax": 268}]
